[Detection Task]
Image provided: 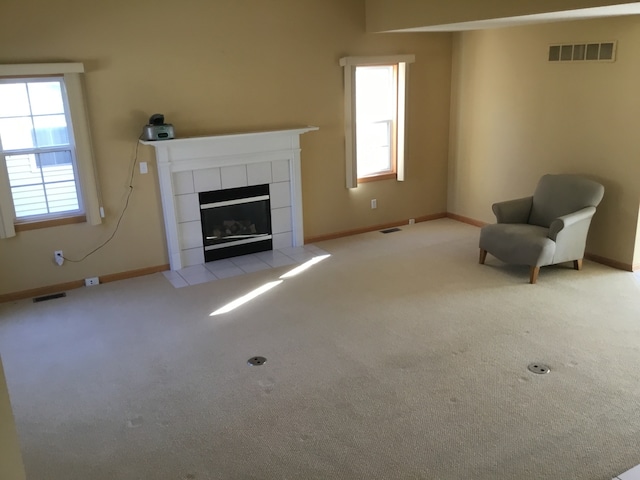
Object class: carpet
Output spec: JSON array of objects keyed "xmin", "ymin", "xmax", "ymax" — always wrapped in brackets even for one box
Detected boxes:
[{"xmin": 1, "ymin": 219, "xmax": 639, "ymax": 479}]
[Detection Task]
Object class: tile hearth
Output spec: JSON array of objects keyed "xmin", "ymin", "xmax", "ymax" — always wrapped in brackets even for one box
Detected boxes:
[{"xmin": 162, "ymin": 244, "xmax": 328, "ymax": 288}]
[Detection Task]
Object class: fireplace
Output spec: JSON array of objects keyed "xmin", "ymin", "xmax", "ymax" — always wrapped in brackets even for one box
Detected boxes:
[
  {"xmin": 200, "ymin": 184, "xmax": 272, "ymax": 261},
  {"xmin": 141, "ymin": 127, "xmax": 318, "ymax": 270}
]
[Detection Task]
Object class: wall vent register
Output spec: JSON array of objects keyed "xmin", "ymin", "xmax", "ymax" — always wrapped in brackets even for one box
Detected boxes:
[{"xmin": 548, "ymin": 41, "xmax": 616, "ymax": 62}]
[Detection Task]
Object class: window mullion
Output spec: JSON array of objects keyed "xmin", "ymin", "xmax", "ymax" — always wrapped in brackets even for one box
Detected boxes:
[
  {"xmin": 24, "ymin": 82, "xmax": 37, "ymax": 151},
  {"xmin": 3, "ymin": 146, "xmax": 70, "ymax": 156},
  {"xmin": 35, "ymin": 152, "xmax": 51, "ymax": 214}
]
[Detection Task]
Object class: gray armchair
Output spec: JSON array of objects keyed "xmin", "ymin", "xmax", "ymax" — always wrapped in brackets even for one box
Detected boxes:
[{"xmin": 479, "ymin": 174, "xmax": 604, "ymax": 284}]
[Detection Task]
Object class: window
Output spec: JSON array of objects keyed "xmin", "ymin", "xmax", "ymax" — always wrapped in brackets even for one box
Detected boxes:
[
  {"xmin": 0, "ymin": 64, "xmax": 102, "ymax": 238},
  {"xmin": 355, "ymin": 65, "xmax": 397, "ymax": 178},
  {"xmin": 0, "ymin": 78, "xmax": 81, "ymax": 218},
  {"xmin": 340, "ymin": 55, "xmax": 414, "ymax": 188}
]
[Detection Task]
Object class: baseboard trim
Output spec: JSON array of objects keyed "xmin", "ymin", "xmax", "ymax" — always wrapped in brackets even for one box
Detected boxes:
[
  {"xmin": 446, "ymin": 213, "xmax": 488, "ymax": 228},
  {"xmin": 584, "ymin": 253, "xmax": 634, "ymax": 272},
  {"xmin": 0, "ymin": 264, "xmax": 170, "ymax": 304},
  {"xmin": 304, "ymin": 212, "xmax": 447, "ymax": 244},
  {"xmin": 99, "ymin": 264, "xmax": 170, "ymax": 284}
]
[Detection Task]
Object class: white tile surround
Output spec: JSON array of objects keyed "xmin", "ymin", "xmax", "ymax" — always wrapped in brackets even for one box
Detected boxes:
[{"xmin": 141, "ymin": 127, "xmax": 318, "ymax": 270}]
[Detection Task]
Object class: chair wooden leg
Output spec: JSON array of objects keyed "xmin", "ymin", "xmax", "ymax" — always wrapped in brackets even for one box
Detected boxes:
[
  {"xmin": 529, "ymin": 266, "xmax": 540, "ymax": 284},
  {"xmin": 479, "ymin": 249, "xmax": 487, "ymax": 265},
  {"xmin": 573, "ymin": 259, "xmax": 583, "ymax": 271}
]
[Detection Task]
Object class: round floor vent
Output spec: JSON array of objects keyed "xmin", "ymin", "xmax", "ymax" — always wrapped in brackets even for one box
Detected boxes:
[
  {"xmin": 528, "ymin": 363, "xmax": 550, "ymax": 374},
  {"xmin": 248, "ymin": 356, "xmax": 267, "ymax": 366}
]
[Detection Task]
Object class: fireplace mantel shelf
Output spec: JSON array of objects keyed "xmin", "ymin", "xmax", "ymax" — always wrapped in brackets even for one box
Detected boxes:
[
  {"xmin": 140, "ymin": 126, "xmax": 318, "ymax": 148},
  {"xmin": 140, "ymin": 126, "xmax": 318, "ymax": 270}
]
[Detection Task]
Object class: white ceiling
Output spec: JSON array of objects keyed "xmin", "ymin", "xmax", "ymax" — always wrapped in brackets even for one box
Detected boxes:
[{"xmin": 389, "ymin": 2, "xmax": 640, "ymax": 32}]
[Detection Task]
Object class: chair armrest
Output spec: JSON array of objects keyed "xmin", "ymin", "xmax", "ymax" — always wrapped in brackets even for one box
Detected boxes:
[
  {"xmin": 492, "ymin": 196, "xmax": 533, "ymax": 223},
  {"xmin": 548, "ymin": 207, "xmax": 597, "ymax": 241}
]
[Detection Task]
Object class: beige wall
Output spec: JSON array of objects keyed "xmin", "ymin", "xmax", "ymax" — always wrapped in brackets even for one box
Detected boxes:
[
  {"xmin": 0, "ymin": 0, "xmax": 452, "ymax": 296},
  {"xmin": 0, "ymin": 356, "xmax": 26, "ymax": 480},
  {"xmin": 448, "ymin": 16, "xmax": 640, "ymax": 268},
  {"xmin": 366, "ymin": 0, "xmax": 640, "ymax": 32}
]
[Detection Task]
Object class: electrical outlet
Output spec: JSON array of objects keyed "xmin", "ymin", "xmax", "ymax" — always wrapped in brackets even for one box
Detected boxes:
[
  {"xmin": 371, "ymin": 199, "xmax": 377, "ymax": 209},
  {"xmin": 139, "ymin": 162, "xmax": 148, "ymax": 174},
  {"xmin": 409, "ymin": 218, "xmax": 415, "ymax": 225},
  {"xmin": 85, "ymin": 277, "xmax": 99, "ymax": 287},
  {"xmin": 54, "ymin": 250, "xmax": 64, "ymax": 266}
]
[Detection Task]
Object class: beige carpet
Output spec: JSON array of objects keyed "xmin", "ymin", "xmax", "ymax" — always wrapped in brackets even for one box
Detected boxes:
[{"xmin": 1, "ymin": 219, "xmax": 640, "ymax": 480}]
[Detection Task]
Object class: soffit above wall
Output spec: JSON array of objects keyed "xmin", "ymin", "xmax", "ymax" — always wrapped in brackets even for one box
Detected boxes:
[{"xmin": 367, "ymin": 0, "xmax": 640, "ymax": 32}]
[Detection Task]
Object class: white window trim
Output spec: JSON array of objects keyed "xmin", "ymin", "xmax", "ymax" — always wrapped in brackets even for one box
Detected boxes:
[
  {"xmin": 340, "ymin": 55, "xmax": 415, "ymax": 189},
  {"xmin": 0, "ymin": 63, "xmax": 102, "ymax": 238}
]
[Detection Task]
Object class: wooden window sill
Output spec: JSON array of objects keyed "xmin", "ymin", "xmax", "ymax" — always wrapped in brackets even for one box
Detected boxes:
[
  {"xmin": 15, "ymin": 215, "xmax": 86, "ymax": 232},
  {"xmin": 357, "ymin": 173, "xmax": 397, "ymax": 183}
]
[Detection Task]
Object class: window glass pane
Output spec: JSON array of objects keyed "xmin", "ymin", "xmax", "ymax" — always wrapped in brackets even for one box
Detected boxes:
[
  {"xmin": 46, "ymin": 181, "xmax": 79, "ymax": 213},
  {"xmin": 357, "ymin": 146, "xmax": 391, "ymax": 177},
  {"xmin": 6, "ymin": 154, "xmax": 39, "ymax": 187},
  {"xmin": 357, "ymin": 121, "xmax": 390, "ymax": 149},
  {"xmin": 11, "ymin": 184, "xmax": 48, "ymax": 217},
  {"xmin": 41, "ymin": 152, "xmax": 74, "ymax": 183},
  {"xmin": 38, "ymin": 150, "xmax": 73, "ymax": 168},
  {"xmin": 0, "ymin": 117, "xmax": 34, "ymax": 150},
  {"xmin": 357, "ymin": 120, "xmax": 392, "ymax": 176},
  {"xmin": 33, "ymin": 114, "xmax": 69, "ymax": 147},
  {"xmin": 6, "ymin": 152, "xmax": 79, "ymax": 217},
  {"xmin": 355, "ymin": 66, "xmax": 395, "ymax": 122},
  {"xmin": 28, "ymin": 82, "xmax": 64, "ymax": 115},
  {"xmin": 0, "ymin": 83, "xmax": 30, "ymax": 118}
]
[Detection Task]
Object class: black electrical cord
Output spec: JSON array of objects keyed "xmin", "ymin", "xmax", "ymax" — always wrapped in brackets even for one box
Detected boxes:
[{"xmin": 63, "ymin": 133, "xmax": 143, "ymax": 263}]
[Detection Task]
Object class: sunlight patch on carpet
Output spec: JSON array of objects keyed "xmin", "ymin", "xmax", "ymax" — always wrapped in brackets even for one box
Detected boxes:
[
  {"xmin": 210, "ymin": 254, "xmax": 331, "ymax": 316},
  {"xmin": 279, "ymin": 254, "xmax": 330, "ymax": 279},
  {"xmin": 210, "ymin": 280, "xmax": 283, "ymax": 316}
]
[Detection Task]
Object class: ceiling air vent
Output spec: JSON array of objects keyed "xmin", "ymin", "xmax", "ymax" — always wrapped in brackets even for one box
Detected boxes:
[{"xmin": 548, "ymin": 41, "xmax": 616, "ymax": 62}]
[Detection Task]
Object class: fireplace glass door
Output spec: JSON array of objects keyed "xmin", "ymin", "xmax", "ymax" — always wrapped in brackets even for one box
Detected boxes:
[{"xmin": 199, "ymin": 184, "xmax": 272, "ymax": 262}]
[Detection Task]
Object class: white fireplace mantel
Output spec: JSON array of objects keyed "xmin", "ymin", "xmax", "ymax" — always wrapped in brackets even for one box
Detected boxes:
[{"xmin": 141, "ymin": 127, "xmax": 318, "ymax": 270}]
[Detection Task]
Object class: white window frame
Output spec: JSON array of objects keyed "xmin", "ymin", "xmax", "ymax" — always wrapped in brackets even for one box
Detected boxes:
[
  {"xmin": 340, "ymin": 55, "xmax": 414, "ymax": 189},
  {"xmin": 0, "ymin": 63, "xmax": 102, "ymax": 238}
]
